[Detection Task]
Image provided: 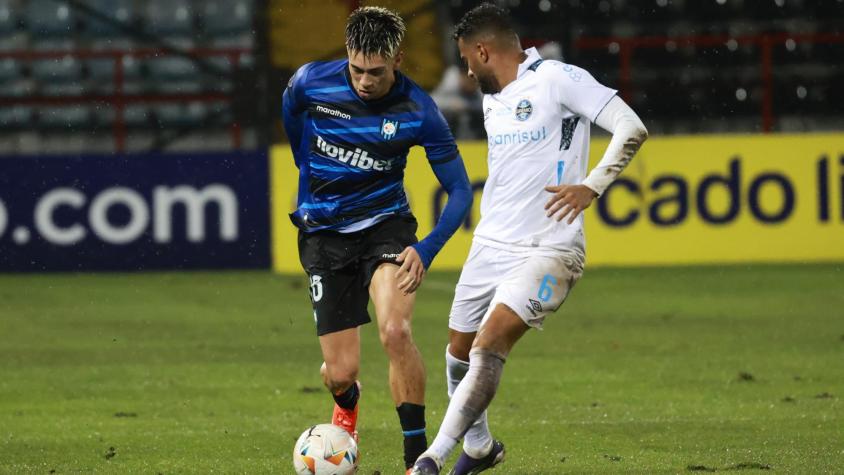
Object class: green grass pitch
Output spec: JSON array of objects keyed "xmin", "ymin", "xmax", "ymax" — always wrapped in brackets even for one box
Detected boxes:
[{"xmin": 1, "ymin": 264, "xmax": 842, "ymax": 474}]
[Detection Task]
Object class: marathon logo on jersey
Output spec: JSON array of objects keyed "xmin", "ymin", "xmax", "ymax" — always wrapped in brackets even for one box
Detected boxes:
[
  {"xmin": 315, "ymin": 135, "xmax": 394, "ymax": 171},
  {"xmin": 515, "ymin": 99, "xmax": 533, "ymax": 121},
  {"xmin": 381, "ymin": 119, "xmax": 399, "ymax": 140},
  {"xmin": 315, "ymin": 104, "xmax": 351, "ymax": 120}
]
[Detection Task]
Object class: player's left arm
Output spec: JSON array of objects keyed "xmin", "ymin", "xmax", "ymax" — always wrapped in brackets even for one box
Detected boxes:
[
  {"xmin": 281, "ymin": 64, "xmax": 312, "ymax": 168},
  {"xmin": 396, "ymin": 98, "xmax": 473, "ymax": 294},
  {"xmin": 545, "ymin": 66, "xmax": 648, "ymax": 223}
]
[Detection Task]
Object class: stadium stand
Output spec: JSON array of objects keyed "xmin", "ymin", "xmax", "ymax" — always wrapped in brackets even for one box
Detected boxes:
[
  {"xmin": 439, "ymin": 0, "xmax": 844, "ymax": 136},
  {"xmin": 0, "ymin": 0, "xmax": 840, "ymax": 151},
  {"xmin": 0, "ymin": 0, "xmax": 257, "ymax": 153}
]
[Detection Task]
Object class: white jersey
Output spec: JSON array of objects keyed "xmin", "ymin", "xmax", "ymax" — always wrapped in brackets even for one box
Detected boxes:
[{"xmin": 473, "ymin": 47, "xmax": 616, "ymax": 255}]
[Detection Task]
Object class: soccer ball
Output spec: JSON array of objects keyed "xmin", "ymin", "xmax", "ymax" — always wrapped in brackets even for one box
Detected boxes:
[{"xmin": 293, "ymin": 423, "xmax": 359, "ymax": 475}]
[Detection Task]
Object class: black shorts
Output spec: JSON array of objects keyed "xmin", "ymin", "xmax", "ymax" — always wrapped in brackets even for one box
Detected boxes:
[{"xmin": 298, "ymin": 215, "xmax": 419, "ymax": 336}]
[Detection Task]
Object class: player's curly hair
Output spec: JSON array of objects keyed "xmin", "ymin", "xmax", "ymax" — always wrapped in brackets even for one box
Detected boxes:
[
  {"xmin": 345, "ymin": 6, "xmax": 406, "ymax": 59},
  {"xmin": 453, "ymin": 3, "xmax": 515, "ymax": 41}
]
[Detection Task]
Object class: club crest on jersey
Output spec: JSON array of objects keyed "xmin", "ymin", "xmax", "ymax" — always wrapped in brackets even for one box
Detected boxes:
[
  {"xmin": 515, "ymin": 99, "xmax": 533, "ymax": 121},
  {"xmin": 381, "ymin": 119, "xmax": 399, "ymax": 140}
]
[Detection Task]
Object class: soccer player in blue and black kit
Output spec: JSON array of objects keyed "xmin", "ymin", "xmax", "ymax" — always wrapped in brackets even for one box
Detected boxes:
[{"xmin": 282, "ymin": 6, "xmax": 473, "ymax": 472}]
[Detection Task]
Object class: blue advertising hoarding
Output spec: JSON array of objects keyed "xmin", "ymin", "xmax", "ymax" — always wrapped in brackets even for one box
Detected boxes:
[{"xmin": 0, "ymin": 151, "xmax": 270, "ymax": 271}]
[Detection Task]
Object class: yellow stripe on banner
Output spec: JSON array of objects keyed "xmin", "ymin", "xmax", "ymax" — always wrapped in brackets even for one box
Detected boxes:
[
  {"xmin": 270, "ymin": 145, "xmax": 300, "ymax": 273},
  {"xmin": 271, "ymin": 134, "xmax": 844, "ymax": 273}
]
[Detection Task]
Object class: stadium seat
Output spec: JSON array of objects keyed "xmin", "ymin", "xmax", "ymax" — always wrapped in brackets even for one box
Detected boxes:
[
  {"xmin": 31, "ymin": 55, "xmax": 86, "ymax": 96},
  {"xmin": 37, "ymin": 105, "xmax": 92, "ymax": 130},
  {"xmin": 201, "ymin": 0, "xmax": 253, "ymax": 47},
  {"xmin": 87, "ymin": 54, "xmax": 143, "ymax": 95},
  {"xmin": 0, "ymin": 34, "xmax": 25, "ymax": 52},
  {"xmin": 92, "ymin": 103, "xmax": 157, "ymax": 129},
  {"xmin": 90, "ymin": 102, "xmax": 115, "ymax": 127},
  {"xmin": 204, "ymin": 56, "xmax": 236, "ymax": 88},
  {"xmin": 696, "ymin": 43, "xmax": 756, "ymax": 68},
  {"xmin": 91, "ymin": 104, "xmax": 152, "ymax": 128},
  {"xmin": 811, "ymin": 0, "xmax": 844, "ymax": 17},
  {"xmin": 0, "ymin": 77, "xmax": 34, "ymax": 98},
  {"xmin": 144, "ymin": 0, "xmax": 195, "ymax": 39},
  {"xmin": 31, "ymin": 54, "xmax": 83, "ymax": 81},
  {"xmin": 811, "ymin": 42, "xmax": 844, "ymax": 64},
  {"xmin": 0, "ymin": 105, "xmax": 33, "ymax": 130},
  {"xmin": 124, "ymin": 105, "xmax": 152, "ymax": 127},
  {"xmin": 0, "ymin": 0, "xmax": 18, "ymax": 37},
  {"xmin": 82, "ymin": 0, "xmax": 135, "ymax": 38},
  {"xmin": 0, "ymin": 57, "xmax": 20, "ymax": 82},
  {"xmin": 146, "ymin": 54, "xmax": 203, "ymax": 94},
  {"xmin": 146, "ymin": 56, "xmax": 199, "ymax": 81},
  {"xmin": 684, "ymin": 0, "xmax": 734, "ymax": 22},
  {"xmin": 634, "ymin": 46, "xmax": 684, "ymax": 71},
  {"xmin": 747, "ymin": 1, "xmax": 791, "ymax": 21},
  {"xmin": 26, "ymin": 1, "xmax": 75, "ymax": 38},
  {"xmin": 87, "ymin": 55, "xmax": 142, "ymax": 81},
  {"xmin": 153, "ymin": 102, "xmax": 207, "ymax": 128},
  {"xmin": 206, "ymin": 101, "xmax": 233, "ymax": 122},
  {"xmin": 572, "ymin": 47, "xmax": 619, "ymax": 86},
  {"xmin": 204, "ymin": 62, "xmax": 234, "ymax": 94},
  {"xmin": 825, "ymin": 73, "xmax": 844, "ymax": 111},
  {"xmin": 772, "ymin": 41, "xmax": 813, "ymax": 66},
  {"xmin": 773, "ymin": 76, "xmax": 821, "ymax": 115},
  {"xmin": 202, "ymin": 0, "xmax": 252, "ymax": 37}
]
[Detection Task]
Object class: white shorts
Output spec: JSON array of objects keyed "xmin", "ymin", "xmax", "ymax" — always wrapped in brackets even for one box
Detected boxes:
[{"xmin": 448, "ymin": 241, "xmax": 584, "ymax": 332}]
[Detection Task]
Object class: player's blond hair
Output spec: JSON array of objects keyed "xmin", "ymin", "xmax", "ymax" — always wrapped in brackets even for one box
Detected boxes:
[{"xmin": 345, "ymin": 6, "xmax": 406, "ymax": 59}]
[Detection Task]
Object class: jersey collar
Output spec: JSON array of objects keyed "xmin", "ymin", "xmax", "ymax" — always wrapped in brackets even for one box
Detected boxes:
[
  {"xmin": 516, "ymin": 47, "xmax": 543, "ymax": 78},
  {"xmin": 495, "ymin": 47, "xmax": 543, "ymax": 96}
]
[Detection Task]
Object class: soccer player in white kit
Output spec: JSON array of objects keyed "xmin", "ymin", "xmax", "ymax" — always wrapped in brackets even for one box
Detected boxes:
[{"xmin": 411, "ymin": 4, "xmax": 648, "ymax": 475}]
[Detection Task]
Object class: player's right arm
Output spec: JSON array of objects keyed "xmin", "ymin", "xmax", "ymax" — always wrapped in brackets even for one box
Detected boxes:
[
  {"xmin": 543, "ymin": 64, "xmax": 648, "ymax": 223},
  {"xmin": 281, "ymin": 64, "xmax": 313, "ymax": 168},
  {"xmin": 582, "ymin": 95, "xmax": 648, "ymax": 196}
]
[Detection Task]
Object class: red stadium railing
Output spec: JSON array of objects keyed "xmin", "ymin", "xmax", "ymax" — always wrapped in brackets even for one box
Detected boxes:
[
  {"xmin": 0, "ymin": 47, "xmax": 249, "ymax": 152},
  {"xmin": 575, "ymin": 32, "xmax": 844, "ymax": 133}
]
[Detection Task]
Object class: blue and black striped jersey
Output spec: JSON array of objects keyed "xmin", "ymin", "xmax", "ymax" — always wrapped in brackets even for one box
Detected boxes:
[{"xmin": 283, "ymin": 59, "xmax": 460, "ymax": 233}]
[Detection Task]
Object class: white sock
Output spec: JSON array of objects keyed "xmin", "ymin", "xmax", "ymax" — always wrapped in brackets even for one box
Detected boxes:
[
  {"xmin": 426, "ymin": 348, "xmax": 505, "ymax": 463},
  {"xmin": 445, "ymin": 346, "xmax": 493, "ymax": 459}
]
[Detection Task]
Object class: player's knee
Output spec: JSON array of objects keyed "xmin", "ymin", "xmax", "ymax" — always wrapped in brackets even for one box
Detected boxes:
[
  {"xmin": 323, "ymin": 364, "xmax": 358, "ymax": 393},
  {"xmin": 379, "ymin": 320, "xmax": 412, "ymax": 353},
  {"xmin": 472, "ymin": 330, "xmax": 515, "ymax": 358},
  {"xmin": 448, "ymin": 339, "xmax": 472, "ymax": 362}
]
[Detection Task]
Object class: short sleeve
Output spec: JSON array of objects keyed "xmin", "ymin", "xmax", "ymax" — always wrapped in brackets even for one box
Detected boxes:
[
  {"xmin": 417, "ymin": 95, "xmax": 459, "ymax": 165},
  {"xmin": 546, "ymin": 62, "xmax": 617, "ymax": 122}
]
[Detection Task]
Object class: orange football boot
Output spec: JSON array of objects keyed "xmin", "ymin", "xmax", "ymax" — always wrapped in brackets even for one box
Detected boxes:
[{"xmin": 332, "ymin": 381, "xmax": 361, "ymax": 442}]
